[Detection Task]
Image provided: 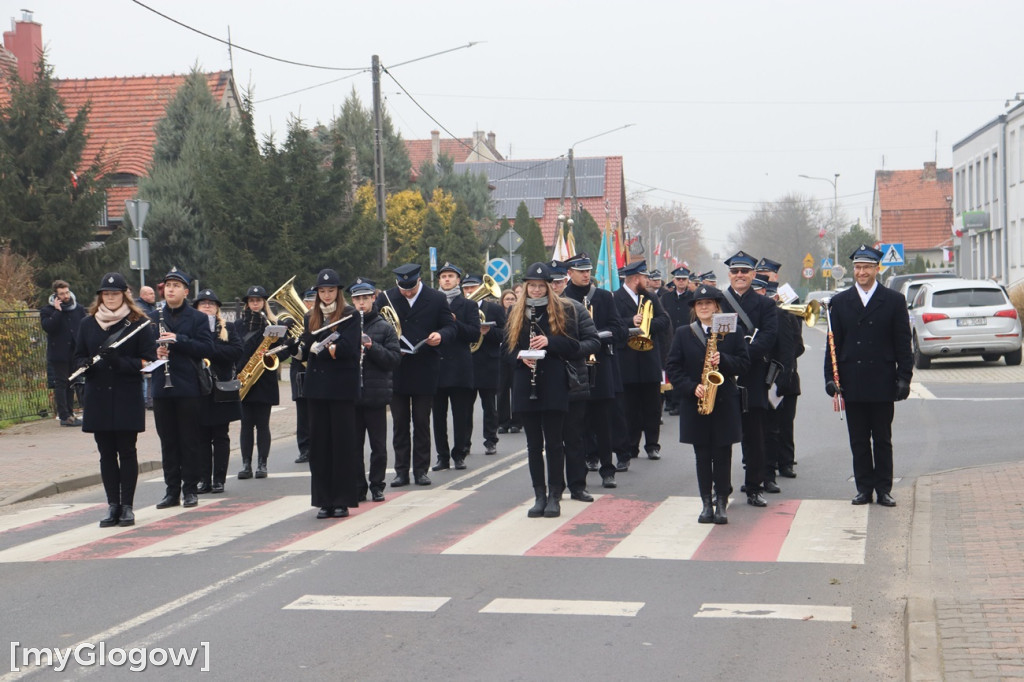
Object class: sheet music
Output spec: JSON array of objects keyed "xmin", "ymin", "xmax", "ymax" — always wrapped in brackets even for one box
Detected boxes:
[{"xmin": 140, "ymin": 358, "xmax": 168, "ymax": 373}]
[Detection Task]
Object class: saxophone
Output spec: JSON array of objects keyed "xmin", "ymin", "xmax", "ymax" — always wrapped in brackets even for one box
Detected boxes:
[
  {"xmin": 696, "ymin": 326, "xmax": 725, "ymax": 415},
  {"xmin": 238, "ymin": 312, "xmax": 279, "ymax": 401}
]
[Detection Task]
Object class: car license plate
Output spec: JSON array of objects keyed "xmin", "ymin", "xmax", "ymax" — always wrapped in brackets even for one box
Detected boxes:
[{"xmin": 956, "ymin": 318, "xmax": 987, "ymax": 327}]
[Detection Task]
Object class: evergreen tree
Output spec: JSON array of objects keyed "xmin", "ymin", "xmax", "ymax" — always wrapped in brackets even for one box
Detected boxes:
[
  {"xmin": 331, "ymin": 89, "xmax": 411, "ymax": 194},
  {"xmin": 572, "ymin": 208, "xmax": 602, "ymax": 261},
  {"xmin": 419, "ymin": 206, "xmax": 446, "ymax": 276},
  {"xmin": 0, "ymin": 56, "xmax": 108, "ymax": 298},
  {"xmin": 414, "ymin": 154, "xmax": 493, "ymax": 223},
  {"xmin": 516, "ymin": 201, "xmax": 547, "ymax": 270},
  {"xmin": 442, "ymin": 202, "xmax": 484, "ymax": 275}
]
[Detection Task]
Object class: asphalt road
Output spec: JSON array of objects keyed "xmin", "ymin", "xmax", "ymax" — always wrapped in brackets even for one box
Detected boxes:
[{"xmin": 2, "ymin": 325, "xmax": 1021, "ymax": 681}]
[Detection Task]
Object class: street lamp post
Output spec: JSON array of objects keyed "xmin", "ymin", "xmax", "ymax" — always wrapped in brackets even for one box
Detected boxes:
[{"xmin": 799, "ymin": 173, "xmax": 840, "ymax": 290}]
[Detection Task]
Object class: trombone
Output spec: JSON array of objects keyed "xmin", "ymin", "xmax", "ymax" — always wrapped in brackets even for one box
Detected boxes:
[{"xmin": 466, "ymin": 274, "xmax": 501, "ymax": 352}]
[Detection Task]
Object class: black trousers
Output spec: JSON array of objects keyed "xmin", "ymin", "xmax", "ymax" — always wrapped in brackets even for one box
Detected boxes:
[
  {"xmin": 95, "ymin": 431, "xmax": 139, "ymax": 506},
  {"xmin": 295, "ymin": 397, "xmax": 310, "ymax": 458},
  {"xmin": 497, "ymin": 362, "xmax": 521, "ymax": 429},
  {"xmin": 522, "ymin": 410, "xmax": 566, "ymax": 490},
  {"xmin": 476, "ymin": 388, "xmax": 499, "ymax": 447},
  {"xmin": 624, "ymin": 382, "xmax": 662, "ymax": 457},
  {"xmin": 51, "ymin": 361, "xmax": 81, "ymax": 421},
  {"xmin": 612, "ymin": 391, "xmax": 631, "ymax": 460},
  {"xmin": 240, "ymin": 402, "xmax": 272, "ymax": 463},
  {"xmin": 391, "ymin": 393, "xmax": 433, "ymax": 477},
  {"xmin": 584, "ymin": 398, "xmax": 618, "ymax": 479},
  {"xmin": 563, "ymin": 400, "xmax": 589, "ymax": 492},
  {"xmin": 153, "ymin": 396, "xmax": 202, "ymax": 497},
  {"xmin": 693, "ymin": 444, "xmax": 732, "ymax": 499},
  {"xmin": 199, "ymin": 423, "xmax": 230, "ymax": 486},
  {"xmin": 356, "ymin": 404, "xmax": 388, "ymax": 492},
  {"xmin": 433, "ymin": 387, "xmax": 474, "ymax": 460},
  {"xmin": 740, "ymin": 407, "xmax": 768, "ymax": 494},
  {"xmin": 765, "ymin": 395, "xmax": 798, "ymax": 472},
  {"xmin": 845, "ymin": 400, "xmax": 895, "ymax": 496},
  {"xmin": 308, "ymin": 398, "xmax": 360, "ymax": 509}
]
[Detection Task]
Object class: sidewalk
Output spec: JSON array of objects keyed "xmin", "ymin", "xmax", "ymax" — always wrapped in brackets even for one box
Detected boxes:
[{"xmin": 0, "ymin": 402, "xmax": 298, "ymax": 506}]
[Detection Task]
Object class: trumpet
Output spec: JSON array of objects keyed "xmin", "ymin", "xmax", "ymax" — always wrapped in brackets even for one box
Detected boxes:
[
  {"xmin": 627, "ymin": 296, "xmax": 654, "ymax": 351},
  {"xmin": 778, "ymin": 299, "xmax": 821, "ymax": 326}
]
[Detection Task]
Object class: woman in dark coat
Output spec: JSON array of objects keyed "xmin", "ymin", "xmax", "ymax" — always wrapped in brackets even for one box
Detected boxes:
[
  {"xmin": 195, "ymin": 289, "xmax": 244, "ymax": 494},
  {"xmin": 74, "ymin": 273, "xmax": 158, "ymax": 528},
  {"xmin": 505, "ymin": 262, "xmax": 582, "ymax": 519},
  {"xmin": 232, "ymin": 285, "xmax": 281, "ymax": 480},
  {"xmin": 665, "ymin": 285, "xmax": 750, "ymax": 525},
  {"xmin": 292, "ymin": 269, "xmax": 362, "ymax": 519}
]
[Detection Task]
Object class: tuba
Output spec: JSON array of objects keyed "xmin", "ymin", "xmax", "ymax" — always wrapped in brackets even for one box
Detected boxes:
[
  {"xmin": 778, "ymin": 300, "xmax": 821, "ymax": 327},
  {"xmin": 467, "ymin": 274, "xmax": 501, "ymax": 352},
  {"xmin": 627, "ymin": 296, "xmax": 655, "ymax": 351},
  {"xmin": 269, "ymin": 275, "xmax": 306, "ymax": 339}
]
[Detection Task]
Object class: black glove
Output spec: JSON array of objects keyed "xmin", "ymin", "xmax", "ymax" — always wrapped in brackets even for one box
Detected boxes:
[
  {"xmin": 825, "ymin": 380, "xmax": 840, "ymax": 398},
  {"xmin": 282, "ymin": 317, "xmax": 297, "ymax": 330},
  {"xmin": 895, "ymin": 379, "xmax": 911, "ymax": 401},
  {"xmin": 98, "ymin": 344, "xmax": 116, "ymax": 358}
]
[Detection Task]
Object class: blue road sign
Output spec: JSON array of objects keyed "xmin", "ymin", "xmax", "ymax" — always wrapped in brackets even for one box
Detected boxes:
[
  {"xmin": 820, "ymin": 257, "xmax": 834, "ymax": 269},
  {"xmin": 487, "ymin": 257, "xmax": 511, "ymax": 285},
  {"xmin": 879, "ymin": 243, "xmax": 905, "ymax": 267},
  {"xmin": 429, "ymin": 247, "xmax": 438, "ymax": 272}
]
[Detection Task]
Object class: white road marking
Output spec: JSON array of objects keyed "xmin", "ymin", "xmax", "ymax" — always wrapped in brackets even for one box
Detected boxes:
[
  {"xmin": 606, "ymin": 496, "xmax": 712, "ymax": 560},
  {"xmin": 283, "ymin": 595, "xmax": 450, "ymax": 613},
  {"xmin": 695, "ymin": 603, "xmax": 851, "ymax": 622},
  {"xmin": 777, "ymin": 499, "xmax": 868, "ymax": 564},
  {"xmin": 459, "ymin": 456, "xmax": 529, "ymax": 492},
  {"xmin": 279, "ymin": 489, "xmax": 472, "ymax": 552},
  {"xmin": 910, "ymin": 383, "xmax": 936, "ymax": 399},
  {"xmin": 480, "ymin": 598, "xmax": 644, "ymax": 617},
  {"xmin": 0, "ymin": 500, "xmax": 213, "ymax": 563},
  {"xmin": 0, "ymin": 503, "xmax": 98, "ymax": 534},
  {"xmin": 120, "ymin": 496, "xmax": 310, "ymax": 558},
  {"xmin": 441, "ymin": 497, "xmax": 590, "ymax": 556}
]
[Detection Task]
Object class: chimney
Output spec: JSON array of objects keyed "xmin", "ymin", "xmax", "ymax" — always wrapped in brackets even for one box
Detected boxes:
[
  {"xmin": 2, "ymin": 11, "xmax": 43, "ymax": 82},
  {"xmin": 923, "ymin": 161, "xmax": 937, "ymax": 181},
  {"xmin": 487, "ymin": 131, "xmax": 496, "ymax": 151},
  {"xmin": 430, "ymin": 130, "xmax": 440, "ymax": 165}
]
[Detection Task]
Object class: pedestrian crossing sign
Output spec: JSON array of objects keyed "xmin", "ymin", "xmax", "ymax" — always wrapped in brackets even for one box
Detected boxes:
[{"xmin": 879, "ymin": 243, "xmax": 904, "ymax": 267}]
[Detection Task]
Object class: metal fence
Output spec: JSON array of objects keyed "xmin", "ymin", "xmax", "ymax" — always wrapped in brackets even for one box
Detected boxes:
[{"xmin": 0, "ymin": 310, "xmax": 50, "ymax": 422}]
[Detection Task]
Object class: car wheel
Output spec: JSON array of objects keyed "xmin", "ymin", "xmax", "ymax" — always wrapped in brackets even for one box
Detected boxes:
[
  {"xmin": 982, "ymin": 353, "xmax": 1000, "ymax": 362},
  {"xmin": 1005, "ymin": 349, "xmax": 1023, "ymax": 366},
  {"xmin": 913, "ymin": 336, "xmax": 932, "ymax": 369}
]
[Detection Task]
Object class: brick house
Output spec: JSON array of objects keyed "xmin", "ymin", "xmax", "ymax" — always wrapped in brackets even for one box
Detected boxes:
[{"xmin": 872, "ymin": 161, "xmax": 954, "ymax": 268}]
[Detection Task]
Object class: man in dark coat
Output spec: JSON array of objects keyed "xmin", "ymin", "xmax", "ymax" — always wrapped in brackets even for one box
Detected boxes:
[
  {"xmin": 825, "ymin": 245, "xmax": 913, "ymax": 507},
  {"xmin": 462, "ymin": 274, "xmax": 506, "ymax": 456},
  {"xmin": 148, "ymin": 268, "xmax": 216, "ymax": 509},
  {"xmin": 661, "ymin": 266, "xmax": 695, "ymax": 416},
  {"xmin": 376, "ymin": 264, "xmax": 457, "ymax": 487},
  {"xmin": 40, "ymin": 279, "xmax": 87, "ymax": 426},
  {"xmin": 719, "ymin": 251, "xmax": 778, "ymax": 507},
  {"xmin": 613, "ymin": 260, "xmax": 672, "ymax": 469},
  {"xmin": 350, "ymin": 278, "xmax": 401, "ymax": 502}
]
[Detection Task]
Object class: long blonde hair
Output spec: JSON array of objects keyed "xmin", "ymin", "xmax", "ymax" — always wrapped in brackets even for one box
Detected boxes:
[
  {"xmin": 504, "ymin": 282, "xmax": 569, "ymax": 353},
  {"xmin": 309, "ymin": 290, "xmax": 346, "ymax": 330}
]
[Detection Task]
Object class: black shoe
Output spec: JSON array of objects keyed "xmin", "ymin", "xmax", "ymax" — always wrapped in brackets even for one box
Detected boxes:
[
  {"xmin": 237, "ymin": 462, "xmax": 253, "ymax": 480},
  {"xmin": 698, "ymin": 496, "xmax": 714, "ymax": 524},
  {"xmin": 585, "ymin": 459, "xmax": 599, "ymax": 472},
  {"xmin": 746, "ymin": 492, "xmax": 767, "ymax": 507},
  {"xmin": 615, "ymin": 459, "xmax": 629, "ymax": 472},
  {"xmin": 740, "ymin": 484, "xmax": 747, "ymax": 493},
  {"xmin": 570, "ymin": 489, "xmax": 594, "ymax": 502},
  {"xmin": 118, "ymin": 506, "xmax": 135, "ymax": 527},
  {"xmin": 371, "ymin": 488, "xmax": 385, "ymax": 502},
  {"xmin": 316, "ymin": 507, "xmax": 332, "ymax": 519},
  {"xmin": 453, "ymin": 458, "xmax": 467, "ymax": 470},
  {"xmin": 667, "ymin": 407, "xmax": 680, "ymax": 416},
  {"xmin": 778, "ymin": 467, "xmax": 797, "ymax": 478},
  {"xmin": 211, "ymin": 482, "xmax": 225, "ymax": 494},
  {"xmin": 763, "ymin": 480, "xmax": 781, "ymax": 494},
  {"xmin": 254, "ymin": 460, "xmax": 268, "ymax": 479},
  {"xmin": 183, "ymin": 493, "xmax": 199, "ymax": 508},
  {"xmin": 357, "ymin": 491, "xmax": 367, "ymax": 502},
  {"xmin": 60, "ymin": 417, "xmax": 83, "ymax": 427},
  {"xmin": 156, "ymin": 495, "xmax": 179, "ymax": 509},
  {"xmin": 391, "ymin": 474, "xmax": 410, "ymax": 488},
  {"xmin": 876, "ymin": 492, "xmax": 896, "ymax": 507},
  {"xmin": 646, "ymin": 446, "xmax": 661, "ymax": 460},
  {"xmin": 509, "ymin": 425, "xmax": 522, "ymax": 434},
  {"xmin": 414, "ymin": 473, "xmax": 432, "ymax": 486},
  {"xmin": 528, "ymin": 486, "xmax": 547, "ymax": 518},
  {"xmin": 544, "ymin": 490, "xmax": 562, "ymax": 518},
  {"xmin": 851, "ymin": 492, "xmax": 872, "ymax": 505},
  {"xmin": 333, "ymin": 507, "xmax": 350, "ymax": 518},
  {"xmin": 196, "ymin": 482, "xmax": 213, "ymax": 494},
  {"xmin": 484, "ymin": 444, "xmax": 497, "ymax": 455},
  {"xmin": 431, "ymin": 459, "xmax": 450, "ymax": 472},
  {"xmin": 713, "ymin": 496, "xmax": 728, "ymax": 524},
  {"xmin": 497, "ymin": 426, "xmax": 509, "ymax": 434},
  {"xmin": 294, "ymin": 453, "xmax": 309, "ymax": 464},
  {"xmin": 99, "ymin": 505, "xmax": 121, "ymax": 528},
  {"xmin": 601, "ymin": 475, "xmax": 617, "ymax": 489}
]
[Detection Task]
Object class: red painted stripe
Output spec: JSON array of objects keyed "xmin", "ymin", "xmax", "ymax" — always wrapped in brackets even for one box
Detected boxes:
[
  {"xmin": 261, "ymin": 491, "xmax": 410, "ymax": 552},
  {"xmin": 43, "ymin": 500, "xmax": 265, "ymax": 561},
  {"xmin": 690, "ymin": 499, "xmax": 800, "ymax": 562},
  {"xmin": 525, "ymin": 498, "xmax": 659, "ymax": 557}
]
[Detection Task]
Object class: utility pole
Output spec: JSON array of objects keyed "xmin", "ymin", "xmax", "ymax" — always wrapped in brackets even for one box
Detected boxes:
[{"xmin": 372, "ymin": 54, "xmax": 387, "ymax": 268}]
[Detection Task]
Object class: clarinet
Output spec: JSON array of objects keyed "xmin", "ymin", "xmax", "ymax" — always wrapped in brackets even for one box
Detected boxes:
[
  {"xmin": 358, "ymin": 310, "xmax": 365, "ymax": 390},
  {"xmin": 158, "ymin": 307, "xmax": 174, "ymax": 389},
  {"xmin": 528, "ymin": 305, "xmax": 539, "ymax": 400}
]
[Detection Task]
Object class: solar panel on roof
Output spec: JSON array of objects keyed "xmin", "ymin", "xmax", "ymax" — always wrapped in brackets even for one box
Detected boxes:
[{"xmin": 454, "ymin": 158, "xmax": 607, "ymax": 216}]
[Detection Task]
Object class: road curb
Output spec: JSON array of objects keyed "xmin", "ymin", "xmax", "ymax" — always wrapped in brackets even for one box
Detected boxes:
[
  {"xmin": 0, "ymin": 459, "xmax": 164, "ymax": 506},
  {"xmin": 906, "ymin": 475, "xmax": 941, "ymax": 681}
]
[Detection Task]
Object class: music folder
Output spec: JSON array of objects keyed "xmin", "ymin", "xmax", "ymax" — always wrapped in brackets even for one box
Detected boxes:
[{"xmin": 400, "ymin": 335, "xmax": 428, "ymax": 355}]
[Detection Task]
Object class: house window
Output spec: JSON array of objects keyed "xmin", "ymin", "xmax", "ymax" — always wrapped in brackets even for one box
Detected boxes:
[
  {"xmin": 983, "ymin": 156, "xmax": 989, "ymax": 205},
  {"xmin": 1010, "ymin": 130, "xmax": 1017, "ymax": 186},
  {"xmin": 968, "ymin": 165, "xmax": 974, "ymax": 208}
]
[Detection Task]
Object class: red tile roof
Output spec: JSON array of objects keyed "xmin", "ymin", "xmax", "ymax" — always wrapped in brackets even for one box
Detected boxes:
[
  {"xmin": 406, "ymin": 137, "xmax": 476, "ymax": 174},
  {"xmin": 874, "ymin": 165, "xmax": 953, "ymax": 251}
]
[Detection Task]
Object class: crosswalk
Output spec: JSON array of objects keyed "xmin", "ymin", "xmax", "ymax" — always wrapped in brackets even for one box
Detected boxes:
[{"xmin": 0, "ymin": 492, "xmax": 869, "ymax": 565}]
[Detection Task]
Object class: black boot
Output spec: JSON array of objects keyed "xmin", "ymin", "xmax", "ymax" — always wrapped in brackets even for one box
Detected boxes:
[
  {"xmin": 698, "ymin": 496, "xmax": 714, "ymax": 524},
  {"xmin": 99, "ymin": 504, "xmax": 121, "ymax": 528},
  {"xmin": 238, "ymin": 458, "xmax": 253, "ymax": 480},
  {"xmin": 118, "ymin": 505, "xmax": 135, "ymax": 527},
  {"xmin": 196, "ymin": 481, "xmax": 213, "ymax": 494},
  {"xmin": 528, "ymin": 486, "xmax": 547, "ymax": 518},
  {"xmin": 544, "ymin": 488, "xmax": 562, "ymax": 518},
  {"xmin": 254, "ymin": 456, "xmax": 268, "ymax": 479},
  {"xmin": 714, "ymin": 495, "xmax": 729, "ymax": 524}
]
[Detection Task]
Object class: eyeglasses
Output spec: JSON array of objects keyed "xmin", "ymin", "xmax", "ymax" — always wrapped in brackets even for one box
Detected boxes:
[{"xmin": 729, "ymin": 268, "xmax": 752, "ymax": 274}]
